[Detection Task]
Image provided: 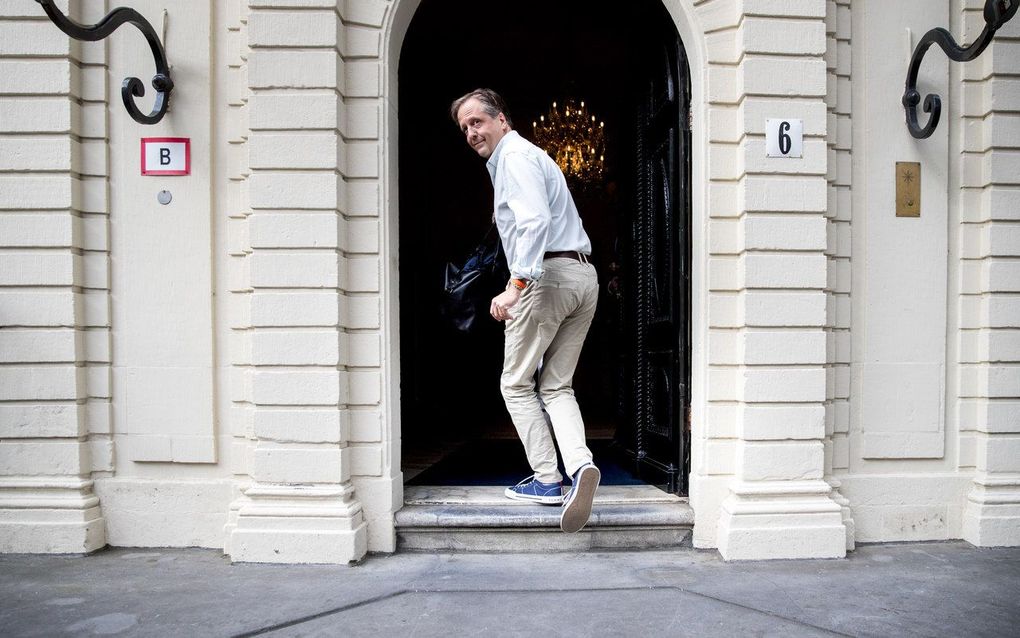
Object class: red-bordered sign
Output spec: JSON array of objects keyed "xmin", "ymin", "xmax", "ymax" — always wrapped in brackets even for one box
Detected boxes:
[{"xmin": 141, "ymin": 137, "xmax": 190, "ymax": 175}]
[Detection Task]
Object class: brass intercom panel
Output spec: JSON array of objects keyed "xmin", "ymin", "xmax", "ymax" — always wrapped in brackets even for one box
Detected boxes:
[{"xmin": 896, "ymin": 161, "xmax": 921, "ymax": 217}]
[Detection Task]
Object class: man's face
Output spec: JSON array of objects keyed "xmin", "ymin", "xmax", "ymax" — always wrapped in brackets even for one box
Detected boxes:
[{"xmin": 457, "ymin": 98, "xmax": 508, "ymax": 159}]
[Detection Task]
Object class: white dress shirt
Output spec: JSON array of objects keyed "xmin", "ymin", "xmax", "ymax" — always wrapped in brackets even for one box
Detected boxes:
[{"xmin": 486, "ymin": 130, "xmax": 592, "ymax": 281}]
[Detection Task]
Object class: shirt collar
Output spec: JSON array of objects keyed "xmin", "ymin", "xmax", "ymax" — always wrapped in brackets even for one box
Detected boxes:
[{"xmin": 486, "ymin": 130, "xmax": 519, "ymax": 180}]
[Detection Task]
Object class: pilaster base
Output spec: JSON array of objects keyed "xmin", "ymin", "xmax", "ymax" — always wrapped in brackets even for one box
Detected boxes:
[
  {"xmin": 0, "ymin": 478, "xmax": 106, "ymax": 553},
  {"xmin": 688, "ymin": 473, "xmax": 731, "ymax": 549},
  {"xmin": 717, "ymin": 480, "xmax": 846, "ymax": 560},
  {"xmin": 222, "ymin": 483, "xmax": 245, "ymax": 556},
  {"xmin": 962, "ymin": 476, "xmax": 1020, "ymax": 547},
  {"xmin": 351, "ymin": 474, "xmax": 403, "ymax": 553},
  {"xmin": 828, "ymin": 480, "xmax": 856, "ymax": 551},
  {"xmin": 227, "ymin": 483, "xmax": 367, "ymax": 564}
]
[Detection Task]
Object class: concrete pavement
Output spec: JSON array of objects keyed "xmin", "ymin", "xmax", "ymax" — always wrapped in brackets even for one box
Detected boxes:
[{"xmin": 1, "ymin": 541, "xmax": 1018, "ymax": 637}]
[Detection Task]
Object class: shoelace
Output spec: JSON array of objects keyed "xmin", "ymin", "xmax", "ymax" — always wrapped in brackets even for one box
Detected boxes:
[
  {"xmin": 512, "ymin": 475, "xmax": 538, "ymax": 489},
  {"xmin": 511, "ymin": 475, "xmax": 558, "ymax": 494}
]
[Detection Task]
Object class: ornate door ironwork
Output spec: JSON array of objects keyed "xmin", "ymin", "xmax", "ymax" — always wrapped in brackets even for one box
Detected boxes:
[
  {"xmin": 903, "ymin": 0, "xmax": 1017, "ymax": 139},
  {"xmin": 35, "ymin": 0, "xmax": 173, "ymax": 125},
  {"xmin": 618, "ymin": 31, "xmax": 691, "ymax": 494}
]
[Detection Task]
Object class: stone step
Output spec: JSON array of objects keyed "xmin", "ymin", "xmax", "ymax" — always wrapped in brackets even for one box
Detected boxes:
[{"xmin": 396, "ymin": 486, "xmax": 694, "ymax": 552}]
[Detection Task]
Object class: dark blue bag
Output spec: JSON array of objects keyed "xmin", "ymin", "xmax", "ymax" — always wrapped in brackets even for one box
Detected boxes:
[{"xmin": 441, "ymin": 224, "xmax": 509, "ymax": 332}]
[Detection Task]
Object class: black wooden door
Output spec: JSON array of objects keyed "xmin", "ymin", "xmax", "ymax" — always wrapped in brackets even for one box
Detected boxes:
[{"xmin": 616, "ymin": 31, "xmax": 691, "ymax": 494}]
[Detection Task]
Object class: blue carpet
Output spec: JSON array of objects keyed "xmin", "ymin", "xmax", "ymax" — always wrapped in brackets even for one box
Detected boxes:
[{"xmin": 406, "ymin": 439, "xmax": 647, "ymax": 486}]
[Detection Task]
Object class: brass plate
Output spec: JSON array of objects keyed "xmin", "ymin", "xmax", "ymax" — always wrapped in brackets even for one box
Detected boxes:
[{"xmin": 896, "ymin": 161, "xmax": 921, "ymax": 217}]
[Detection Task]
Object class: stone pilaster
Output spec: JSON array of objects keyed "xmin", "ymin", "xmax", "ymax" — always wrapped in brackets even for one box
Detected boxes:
[
  {"xmin": 222, "ymin": 0, "xmax": 251, "ymax": 559},
  {"xmin": 959, "ymin": 8, "xmax": 1020, "ymax": 548},
  {"xmin": 338, "ymin": 0, "xmax": 401, "ymax": 555},
  {"xmin": 823, "ymin": 0, "xmax": 855, "ymax": 551},
  {"xmin": 689, "ymin": 0, "xmax": 744, "ymax": 552},
  {"xmin": 714, "ymin": 0, "xmax": 846, "ymax": 559},
  {"xmin": 0, "ymin": 0, "xmax": 107, "ymax": 553},
  {"xmin": 226, "ymin": 0, "xmax": 366, "ymax": 564}
]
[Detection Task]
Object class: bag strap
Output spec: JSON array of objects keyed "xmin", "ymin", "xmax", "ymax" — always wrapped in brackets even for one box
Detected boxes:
[
  {"xmin": 465, "ymin": 222, "xmax": 505, "ymax": 276},
  {"xmin": 488, "ymin": 223, "xmax": 506, "ymax": 273},
  {"xmin": 473, "ymin": 222, "xmax": 500, "ymax": 254},
  {"xmin": 489, "ymin": 222, "xmax": 501, "ymax": 248}
]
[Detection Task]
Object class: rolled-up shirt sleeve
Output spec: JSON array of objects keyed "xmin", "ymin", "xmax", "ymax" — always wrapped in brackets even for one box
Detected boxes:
[{"xmin": 502, "ymin": 151, "xmax": 550, "ymax": 280}]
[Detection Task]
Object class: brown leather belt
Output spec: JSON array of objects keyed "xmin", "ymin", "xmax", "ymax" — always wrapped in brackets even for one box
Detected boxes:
[{"xmin": 544, "ymin": 250, "xmax": 589, "ymax": 262}]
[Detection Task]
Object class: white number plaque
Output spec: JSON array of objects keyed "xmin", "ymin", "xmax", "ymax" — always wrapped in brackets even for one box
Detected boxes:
[{"xmin": 766, "ymin": 119, "xmax": 803, "ymax": 158}]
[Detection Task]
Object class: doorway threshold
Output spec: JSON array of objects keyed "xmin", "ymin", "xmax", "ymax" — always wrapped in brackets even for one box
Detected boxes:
[{"xmin": 396, "ymin": 485, "xmax": 693, "ymax": 552}]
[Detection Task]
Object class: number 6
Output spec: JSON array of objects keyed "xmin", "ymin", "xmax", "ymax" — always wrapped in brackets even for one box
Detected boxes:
[{"xmin": 779, "ymin": 121, "xmax": 792, "ymax": 155}]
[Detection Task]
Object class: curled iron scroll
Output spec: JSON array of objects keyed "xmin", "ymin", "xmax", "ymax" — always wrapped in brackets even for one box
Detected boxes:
[
  {"xmin": 35, "ymin": 0, "xmax": 173, "ymax": 125},
  {"xmin": 903, "ymin": 0, "xmax": 1017, "ymax": 139}
]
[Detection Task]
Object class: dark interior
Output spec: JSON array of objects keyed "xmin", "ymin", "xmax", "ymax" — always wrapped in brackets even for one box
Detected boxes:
[{"xmin": 398, "ymin": 0, "xmax": 684, "ymax": 486}]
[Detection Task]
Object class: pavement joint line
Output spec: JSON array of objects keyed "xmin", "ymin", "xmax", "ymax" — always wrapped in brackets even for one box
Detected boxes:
[
  {"xmin": 230, "ymin": 585, "xmax": 853, "ymax": 637},
  {"xmin": 232, "ymin": 586, "xmax": 680, "ymax": 635},
  {"xmin": 680, "ymin": 587, "xmax": 854, "ymax": 637},
  {"xmin": 425, "ymin": 586, "xmax": 856, "ymax": 636},
  {"xmin": 231, "ymin": 590, "xmax": 409, "ymax": 638}
]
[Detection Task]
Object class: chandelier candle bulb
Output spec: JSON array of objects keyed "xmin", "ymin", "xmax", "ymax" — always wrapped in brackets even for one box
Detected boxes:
[{"xmin": 532, "ymin": 97, "xmax": 606, "ymax": 187}]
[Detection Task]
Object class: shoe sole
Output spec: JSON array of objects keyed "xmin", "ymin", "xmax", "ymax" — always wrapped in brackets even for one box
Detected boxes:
[
  {"xmin": 560, "ymin": 465, "xmax": 600, "ymax": 533},
  {"xmin": 503, "ymin": 487, "xmax": 565, "ymax": 505}
]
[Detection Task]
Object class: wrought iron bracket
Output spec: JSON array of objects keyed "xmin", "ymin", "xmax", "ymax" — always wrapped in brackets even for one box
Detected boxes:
[
  {"xmin": 35, "ymin": 0, "xmax": 173, "ymax": 125},
  {"xmin": 903, "ymin": 0, "xmax": 1017, "ymax": 139}
]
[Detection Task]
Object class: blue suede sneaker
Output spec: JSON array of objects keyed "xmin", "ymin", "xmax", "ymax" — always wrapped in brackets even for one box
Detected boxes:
[{"xmin": 504, "ymin": 476, "xmax": 565, "ymax": 505}]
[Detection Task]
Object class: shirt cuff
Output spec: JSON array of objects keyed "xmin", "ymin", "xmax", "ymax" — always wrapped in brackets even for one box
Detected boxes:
[{"xmin": 510, "ymin": 263, "xmax": 544, "ymax": 281}]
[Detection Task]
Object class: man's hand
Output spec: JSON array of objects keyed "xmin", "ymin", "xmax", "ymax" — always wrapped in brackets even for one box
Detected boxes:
[{"xmin": 490, "ymin": 286, "xmax": 522, "ymax": 321}]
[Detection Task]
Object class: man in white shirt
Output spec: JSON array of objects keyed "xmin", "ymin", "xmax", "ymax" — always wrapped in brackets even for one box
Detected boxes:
[{"xmin": 451, "ymin": 88, "xmax": 601, "ymax": 534}]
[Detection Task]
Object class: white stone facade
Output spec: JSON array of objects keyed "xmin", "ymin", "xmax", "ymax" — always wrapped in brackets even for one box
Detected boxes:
[{"xmin": 0, "ymin": 0, "xmax": 1017, "ymax": 562}]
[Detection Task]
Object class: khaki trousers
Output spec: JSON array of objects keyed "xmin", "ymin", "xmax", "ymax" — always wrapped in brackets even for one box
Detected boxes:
[{"xmin": 501, "ymin": 257, "xmax": 598, "ymax": 484}]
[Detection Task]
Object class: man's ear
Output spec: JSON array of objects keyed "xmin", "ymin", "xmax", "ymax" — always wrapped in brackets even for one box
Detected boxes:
[{"xmin": 499, "ymin": 112, "xmax": 508, "ymax": 130}]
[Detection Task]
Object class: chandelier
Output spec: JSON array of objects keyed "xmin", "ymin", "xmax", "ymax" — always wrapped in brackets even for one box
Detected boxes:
[{"xmin": 531, "ymin": 99, "xmax": 605, "ymax": 186}]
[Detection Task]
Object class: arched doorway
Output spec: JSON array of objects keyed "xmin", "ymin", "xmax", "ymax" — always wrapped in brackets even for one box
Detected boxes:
[{"xmin": 397, "ymin": 0, "xmax": 691, "ymax": 494}]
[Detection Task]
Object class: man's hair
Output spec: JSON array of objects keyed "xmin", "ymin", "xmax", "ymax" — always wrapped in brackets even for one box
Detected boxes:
[{"xmin": 449, "ymin": 88, "xmax": 513, "ymax": 129}]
